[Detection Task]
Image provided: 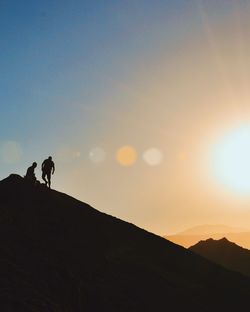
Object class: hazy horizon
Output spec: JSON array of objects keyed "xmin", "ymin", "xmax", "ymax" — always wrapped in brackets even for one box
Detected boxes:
[{"xmin": 2, "ymin": 1, "xmax": 250, "ymax": 235}]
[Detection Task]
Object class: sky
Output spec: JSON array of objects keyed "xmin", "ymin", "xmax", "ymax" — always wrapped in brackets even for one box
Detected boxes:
[{"xmin": 2, "ymin": 0, "xmax": 250, "ymax": 235}]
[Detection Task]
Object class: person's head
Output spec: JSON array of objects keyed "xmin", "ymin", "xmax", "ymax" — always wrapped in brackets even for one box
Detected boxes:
[
  {"xmin": 32, "ymin": 162, "xmax": 37, "ymax": 168},
  {"xmin": 48, "ymin": 156, "xmax": 52, "ymax": 160}
]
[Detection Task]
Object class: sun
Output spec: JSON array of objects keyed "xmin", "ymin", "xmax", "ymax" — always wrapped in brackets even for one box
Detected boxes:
[{"xmin": 212, "ymin": 125, "xmax": 250, "ymax": 194}]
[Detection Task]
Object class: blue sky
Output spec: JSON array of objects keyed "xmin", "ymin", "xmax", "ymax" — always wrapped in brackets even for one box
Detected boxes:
[
  {"xmin": 2, "ymin": 1, "xmax": 250, "ymax": 234},
  {"xmin": 0, "ymin": 0, "xmax": 196, "ymax": 170}
]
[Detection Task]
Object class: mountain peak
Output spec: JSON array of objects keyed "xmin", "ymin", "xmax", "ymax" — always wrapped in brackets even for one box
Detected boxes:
[
  {"xmin": 0, "ymin": 174, "xmax": 46, "ymax": 194},
  {"xmin": 190, "ymin": 237, "xmax": 241, "ymax": 253},
  {"xmin": 165, "ymin": 224, "xmax": 250, "ymax": 249},
  {"xmin": 1, "ymin": 173, "xmax": 24, "ymax": 186},
  {"xmin": 190, "ymin": 238, "xmax": 250, "ymax": 278},
  {"xmin": 197, "ymin": 237, "xmax": 230, "ymax": 245}
]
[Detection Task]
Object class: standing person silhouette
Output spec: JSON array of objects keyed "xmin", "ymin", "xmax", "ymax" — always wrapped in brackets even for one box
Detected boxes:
[{"xmin": 42, "ymin": 156, "xmax": 55, "ymax": 188}]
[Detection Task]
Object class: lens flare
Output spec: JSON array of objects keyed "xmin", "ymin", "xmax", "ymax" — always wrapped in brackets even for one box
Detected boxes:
[
  {"xmin": 89, "ymin": 147, "xmax": 106, "ymax": 163},
  {"xmin": 143, "ymin": 148, "xmax": 163, "ymax": 166},
  {"xmin": 178, "ymin": 152, "xmax": 187, "ymax": 161},
  {"xmin": 116, "ymin": 146, "xmax": 137, "ymax": 167},
  {"xmin": 0, "ymin": 141, "xmax": 22, "ymax": 164}
]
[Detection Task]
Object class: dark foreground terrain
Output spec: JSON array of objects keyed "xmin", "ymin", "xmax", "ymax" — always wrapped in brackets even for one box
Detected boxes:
[{"xmin": 0, "ymin": 174, "xmax": 250, "ymax": 311}]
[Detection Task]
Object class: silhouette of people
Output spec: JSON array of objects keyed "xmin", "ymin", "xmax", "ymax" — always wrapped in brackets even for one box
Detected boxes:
[
  {"xmin": 42, "ymin": 156, "xmax": 55, "ymax": 188},
  {"xmin": 25, "ymin": 162, "xmax": 37, "ymax": 185}
]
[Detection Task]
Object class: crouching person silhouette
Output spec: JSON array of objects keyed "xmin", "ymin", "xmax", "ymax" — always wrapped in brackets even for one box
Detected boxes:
[
  {"xmin": 42, "ymin": 156, "xmax": 55, "ymax": 188},
  {"xmin": 25, "ymin": 162, "xmax": 37, "ymax": 185}
]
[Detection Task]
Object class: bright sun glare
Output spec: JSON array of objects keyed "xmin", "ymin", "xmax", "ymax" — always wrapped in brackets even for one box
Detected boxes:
[{"xmin": 213, "ymin": 125, "xmax": 250, "ymax": 194}]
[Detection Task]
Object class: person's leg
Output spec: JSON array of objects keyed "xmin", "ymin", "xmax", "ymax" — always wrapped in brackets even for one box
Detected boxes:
[
  {"xmin": 32, "ymin": 175, "xmax": 36, "ymax": 185},
  {"xmin": 47, "ymin": 172, "xmax": 51, "ymax": 188},
  {"xmin": 42, "ymin": 171, "xmax": 47, "ymax": 186}
]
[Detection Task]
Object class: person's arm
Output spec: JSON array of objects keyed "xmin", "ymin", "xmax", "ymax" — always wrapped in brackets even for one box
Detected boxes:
[
  {"xmin": 41, "ymin": 161, "xmax": 44, "ymax": 170},
  {"xmin": 52, "ymin": 162, "xmax": 55, "ymax": 174}
]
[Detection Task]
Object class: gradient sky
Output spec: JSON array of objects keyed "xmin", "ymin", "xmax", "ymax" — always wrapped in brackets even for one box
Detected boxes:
[{"xmin": 2, "ymin": 0, "xmax": 250, "ymax": 235}]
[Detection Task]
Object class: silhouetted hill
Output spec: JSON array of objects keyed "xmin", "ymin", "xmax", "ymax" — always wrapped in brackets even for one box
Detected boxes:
[
  {"xmin": 165, "ymin": 224, "xmax": 250, "ymax": 248},
  {"xmin": 190, "ymin": 238, "xmax": 250, "ymax": 277},
  {"xmin": 1, "ymin": 175, "xmax": 250, "ymax": 311}
]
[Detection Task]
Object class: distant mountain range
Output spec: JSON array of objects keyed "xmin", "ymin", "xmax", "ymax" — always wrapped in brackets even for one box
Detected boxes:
[
  {"xmin": 165, "ymin": 224, "xmax": 250, "ymax": 249},
  {"xmin": 190, "ymin": 238, "xmax": 250, "ymax": 277},
  {"xmin": 177, "ymin": 224, "xmax": 246, "ymax": 235},
  {"xmin": 1, "ymin": 175, "xmax": 250, "ymax": 311}
]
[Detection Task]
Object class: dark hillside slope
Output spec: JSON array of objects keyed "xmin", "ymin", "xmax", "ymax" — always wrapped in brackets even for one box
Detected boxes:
[{"xmin": 0, "ymin": 174, "xmax": 250, "ymax": 311}]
